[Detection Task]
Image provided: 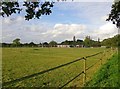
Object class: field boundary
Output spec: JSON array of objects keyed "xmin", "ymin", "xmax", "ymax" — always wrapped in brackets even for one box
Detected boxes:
[{"xmin": 2, "ymin": 48, "xmax": 117, "ymax": 88}]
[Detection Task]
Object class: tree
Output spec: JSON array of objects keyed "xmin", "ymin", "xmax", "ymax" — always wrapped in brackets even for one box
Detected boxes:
[
  {"xmin": 107, "ymin": 1, "xmax": 120, "ymax": 28},
  {"xmin": 2, "ymin": 43, "xmax": 11, "ymax": 47},
  {"xmin": 1, "ymin": 1, "xmax": 54, "ymax": 20},
  {"xmin": 0, "ymin": 43, "xmax": 2, "ymax": 47},
  {"xmin": 12, "ymin": 38, "xmax": 21, "ymax": 47},
  {"xmin": 49, "ymin": 40, "xmax": 57, "ymax": 47},
  {"xmin": 38, "ymin": 43, "xmax": 42, "ymax": 47},
  {"xmin": 101, "ymin": 34, "xmax": 120, "ymax": 47},
  {"xmin": 61, "ymin": 40, "xmax": 70, "ymax": 45},
  {"xmin": 43, "ymin": 42, "xmax": 49, "ymax": 47},
  {"xmin": 76, "ymin": 39, "xmax": 83, "ymax": 45},
  {"xmin": 29, "ymin": 42, "xmax": 37, "ymax": 47},
  {"xmin": 90, "ymin": 40, "xmax": 101, "ymax": 47},
  {"xmin": 73, "ymin": 36, "xmax": 76, "ymax": 47},
  {"xmin": 83, "ymin": 36, "xmax": 92, "ymax": 47},
  {"xmin": 23, "ymin": 43, "xmax": 29, "ymax": 47}
]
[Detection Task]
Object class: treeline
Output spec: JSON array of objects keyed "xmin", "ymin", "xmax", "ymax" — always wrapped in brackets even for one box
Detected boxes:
[
  {"xmin": 0, "ymin": 40, "xmax": 57, "ymax": 47},
  {"xmin": 101, "ymin": 34, "xmax": 120, "ymax": 47},
  {"xmin": 1, "ymin": 34, "xmax": 119, "ymax": 47},
  {"xmin": 0, "ymin": 37, "xmax": 100, "ymax": 47},
  {"xmin": 60, "ymin": 36, "xmax": 101, "ymax": 47}
]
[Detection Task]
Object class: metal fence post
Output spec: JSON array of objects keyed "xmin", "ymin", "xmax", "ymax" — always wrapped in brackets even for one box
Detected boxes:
[{"xmin": 83, "ymin": 57, "xmax": 86, "ymax": 87}]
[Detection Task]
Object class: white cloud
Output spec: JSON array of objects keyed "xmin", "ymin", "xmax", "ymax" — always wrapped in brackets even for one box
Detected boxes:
[
  {"xmin": 1, "ymin": 2, "xmax": 118, "ymax": 43},
  {"xmin": 2, "ymin": 20, "xmax": 118, "ymax": 43},
  {"xmin": 2, "ymin": 16, "xmax": 26, "ymax": 42},
  {"xmin": 41, "ymin": 23, "xmax": 86, "ymax": 42},
  {"xmin": 91, "ymin": 22, "xmax": 118, "ymax": 41},
  {"xmin": 3, "ymin": 17, "xmax": 11, "ymax": 24},
  {"xmin": 101, "ymin": 15, "xmax": 109, "ymax": 21},
  {"xmin": 54, "ymin": 0, "xmax": 113, "ymax": 2},
  {"xmin": 0, "ymin": 20, "xmax": 2, "ymax": 43},
  {"xmin": 16, "ymin": 16, "xmax": 24, "ymax": 22},
  {"xmin": 2, "ymin": 19, "xmax": 51, "ymax": 43},
  {"xmin": 2, "ymin": 16, "xmax": 24, "ymax": 25},
  {"xmin": 55, "ymin": 2, "xmax": 112, "ymax": 25},
  {"xmin": 99, "ymin": 23, "xmax": 117, "ymax": 34}
]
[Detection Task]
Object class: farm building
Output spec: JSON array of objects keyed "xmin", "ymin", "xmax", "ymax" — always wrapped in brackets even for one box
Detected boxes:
[
  {"xmin": 76, "ymin": 45, "xmax": 84, "ymax": 48},
  {"xmin": 57, "ymin": 44, "xmax": 83, "ymax": 48},
  {"xmin": 57, "ymin": 45, "xmax": 70, "ymax": 48},
  {"xmin": 101, "ymin": 46, "xmax": 106, "ymax": 48}
]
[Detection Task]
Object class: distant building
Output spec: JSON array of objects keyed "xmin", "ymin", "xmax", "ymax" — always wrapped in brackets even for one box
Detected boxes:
[
  {"xmin": 101, "ymin": 46, "xmax": 106, "ymax": 48},
  {"xmin": 76, "ymin": 45, "xmax": 84, "ymax": 48},
  {"xmin": 57, "ymin": 44, "xmax": 84, "ymax": 48},
  {"xmin": 57, "ymin": 45, "xmax": 70, "ymax": 48}
]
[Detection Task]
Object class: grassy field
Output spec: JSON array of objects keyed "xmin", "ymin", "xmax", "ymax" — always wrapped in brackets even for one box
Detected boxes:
[{"xmin": 2, "ymin": 47, "xmax": 114, "ymax": 87}]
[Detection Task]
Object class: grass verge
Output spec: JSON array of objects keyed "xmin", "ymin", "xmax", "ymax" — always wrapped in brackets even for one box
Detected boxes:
[{"xmin": 86, "ymin": 52, "xmax": 119, "ymax": 87}]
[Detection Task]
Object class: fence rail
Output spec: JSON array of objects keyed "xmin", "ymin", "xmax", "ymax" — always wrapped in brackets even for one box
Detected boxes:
[{"xmin": 2, "ymin": 48, "xmax": 116, "ymax": 87}]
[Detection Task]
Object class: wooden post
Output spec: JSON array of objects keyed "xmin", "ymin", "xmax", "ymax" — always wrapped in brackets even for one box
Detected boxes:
[
  {"xmin": 116, "ymin": 48, "xmax": 118, "ymax": 53},
  {"xmin": 111, "ymin": 47, "xmax": 114, "ymax": 56},
  {"xmin": 104, "ymin": 50, "xmax": 105, "ymax": 57},
  {"xmin": 110, "ymin": 47, "xmax": 112, "ymax": 54},
  {"xmin": 83, "ymin": 57, "xmax": 86, "ymax": 87},
  {"xmin": 100, "ymin": 51, "xmax": 105, "ymax": 66},
  {"xmin": 100, "ymin": 58, "xmax": 102, "ymax": 65}
]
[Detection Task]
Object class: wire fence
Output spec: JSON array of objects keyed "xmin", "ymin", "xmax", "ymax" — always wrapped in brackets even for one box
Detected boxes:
[{"xmin": 2, "ymin": 48, "xmax": 117, "ymax": 88}]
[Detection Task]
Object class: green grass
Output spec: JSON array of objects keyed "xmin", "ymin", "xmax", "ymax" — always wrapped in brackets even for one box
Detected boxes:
[
  {"xmin": 86, "ymin": 52, "xmax": 119, "ymax": 87},
  {"xmin": 2, "ymin": 47, "xmax": 113, "ymax": 87}
]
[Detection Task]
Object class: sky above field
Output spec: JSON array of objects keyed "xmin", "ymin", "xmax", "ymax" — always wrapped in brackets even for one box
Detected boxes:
[{"xmin": 1, "ymin": 1, "xmax": 118, "ymax": 43}]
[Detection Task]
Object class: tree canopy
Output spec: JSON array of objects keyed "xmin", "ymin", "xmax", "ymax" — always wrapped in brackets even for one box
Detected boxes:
[
  {"xmin": 83, "ymin": 36, "xmax": 92, "ymax": 47},
  {"xmin": 107, "ymin": 1, "xmax": 120, "ymax": 28},
  {"xmin": 12, "ymin": 38, "xmax": 21, "ymax": 47},
  {"xmin": 101, "ymin": 34, "xmax": 120, "ymax": 47},
  {"xmin": 49, "ymin": 41, "xmax": 57, "ymax": 47},
  {"xmin": 1, "ymin": 1, "xmax": 54, "ymax": 20}
]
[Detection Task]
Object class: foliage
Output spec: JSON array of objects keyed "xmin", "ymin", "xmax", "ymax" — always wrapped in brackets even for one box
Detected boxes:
[
  {"xmin": 1, "ymin": 1, "xmax": 54, "ymax": 20},
  {"xmin": 1, "ymin": 34, "xmax": 119, "ymax": 47},
  {"xmin": 61, "ymin": 40, "xmax": 72, "ymax": 45},
  {"xmin": 76, "ymin": 39, "xmax": 83, "ymax": 44},
  {"xmin": 83, "ymin": 36, "xmax": 101, "ymax": 47},
  {"xmin": 107, "ymin": 1, "xmax": 120, "ymax": 28},
  {"xmin": 29, "ymin": 42, "xmax": 37, "ymax": 47},
  {"xmin": 83, "ymin": 36, "xmax": 92, "ymax": 47},
  {"xmin": 87, "ymin": 53, "xmax": 119, "ymax": 87},
  {"xmin": 1, "ymin": 43, "xmax": 11, "ymax": 47},
  {"xmin": 101, "ymin": 34, "xmax": 120, "ymax": 47},
  {"xmin": 91, "ymin": 40, "xmax": 101, "ymax": 47},
  {"xmin": 12, "ymin": 38, "xmax": 21, "ymax": 47},
  {"xmin": 49, "ymin": 40, "xmax": 57, "ymax": 47},
  {"xmin": 43, "ymin": 42, "xmax": 49, "ymax": 47}
]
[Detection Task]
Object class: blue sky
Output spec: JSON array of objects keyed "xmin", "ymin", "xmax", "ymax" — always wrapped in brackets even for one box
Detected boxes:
[{"xmin": 1, "ymin": 1, "xmax": 118, "ymax": 43}]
